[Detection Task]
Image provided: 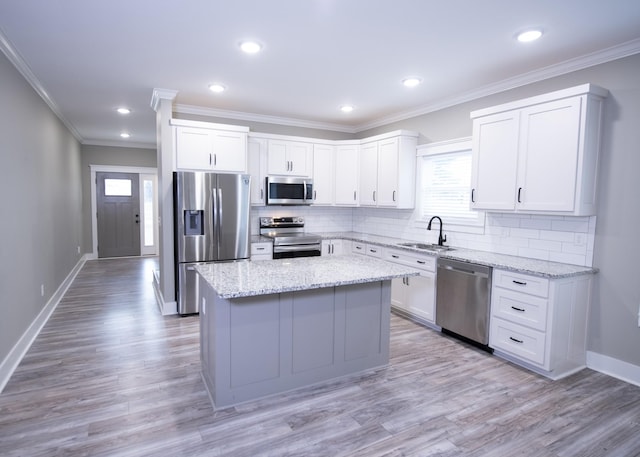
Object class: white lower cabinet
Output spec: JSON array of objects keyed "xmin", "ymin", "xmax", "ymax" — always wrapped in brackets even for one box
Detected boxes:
[
  {"xmin": 250, "ymin": 242, "xmax": 273, "ymax": 261},
  {"xmin": 384, "ymin": 249, "xmax": 437, "ymax": 326},
  {"xmin": 489, "ymin": 269, "xmax": 592, "ymax": 379},
  {"xmin": 322, "ymin": 239, "xmax": 348, "ymax": 256}
]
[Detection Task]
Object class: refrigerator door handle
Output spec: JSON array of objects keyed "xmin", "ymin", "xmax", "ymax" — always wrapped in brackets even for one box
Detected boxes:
[{"xmin": 217, "ymin": 188, "xmax": 223, "ymax": 235}]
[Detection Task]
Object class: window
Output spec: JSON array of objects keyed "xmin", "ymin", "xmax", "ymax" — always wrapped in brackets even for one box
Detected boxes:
[
  {"xmin": 104, "ymin": 178, "xmax": 132, "ymax": 196},
  {"xmin": 417, "ymin": 138, "xmax": 485, "ymax": 231}
]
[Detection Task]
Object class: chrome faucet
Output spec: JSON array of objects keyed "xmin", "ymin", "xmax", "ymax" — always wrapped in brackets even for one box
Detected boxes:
[{"xmin": 427, "ymin": 216, "xmax": 447, "ymax": 246}]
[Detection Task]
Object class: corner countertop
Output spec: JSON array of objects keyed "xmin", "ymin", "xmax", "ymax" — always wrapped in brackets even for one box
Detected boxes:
[
  {"xmin": 195, "ymin": 255, "xmax": 420, "ymax": 299},
  {"xmin": 314, "ymin": 232, "xmax": 597, "ymax": 279}
]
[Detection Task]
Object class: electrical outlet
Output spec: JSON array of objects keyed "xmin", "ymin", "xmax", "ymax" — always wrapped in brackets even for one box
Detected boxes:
[
  {"xmin": 40, "ymin": 284, "xmax": 44, "ymax": 297},
  {"xmin": 77, "ymin": 246, "xmax": 81, "ymax": 254}
]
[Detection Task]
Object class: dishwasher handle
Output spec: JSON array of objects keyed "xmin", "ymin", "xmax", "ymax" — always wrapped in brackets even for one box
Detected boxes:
[{"xmin": 438, "ymin": 261, "xmax": 490, "ymax": 279}]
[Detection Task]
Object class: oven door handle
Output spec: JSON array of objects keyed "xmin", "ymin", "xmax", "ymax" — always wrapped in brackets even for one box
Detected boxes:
[{"xmin": 273, "ymin": 243, "xmax": 321, "ymax": 252}]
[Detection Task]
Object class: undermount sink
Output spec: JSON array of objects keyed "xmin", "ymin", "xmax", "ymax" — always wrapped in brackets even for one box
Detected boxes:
[{"xmin": 397, "ymin": 242, "xmax": 453, "ymax": 252}]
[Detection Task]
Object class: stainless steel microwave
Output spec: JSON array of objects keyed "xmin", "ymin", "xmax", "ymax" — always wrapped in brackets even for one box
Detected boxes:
[{"xmin": 266, "ymin": 176, "xmax": 313, "ymax": 205}]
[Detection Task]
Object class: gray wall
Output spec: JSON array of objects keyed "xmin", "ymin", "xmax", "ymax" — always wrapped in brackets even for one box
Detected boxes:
[
  {"xmin": 0, "ymin": 51, "xmax": 83, "ymax": 365},
  {"xmin": 80, "ymin": 145, "xmax": 156, "ymax": 253},
  {"xmin": 358, "ymin": 54, "xmax": 640, "ymax": 367}
]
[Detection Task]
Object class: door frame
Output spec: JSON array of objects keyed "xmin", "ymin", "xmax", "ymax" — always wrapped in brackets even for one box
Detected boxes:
[{"xmin": 89, "ymin": 165, "xmax": 158, "ymax": 260}]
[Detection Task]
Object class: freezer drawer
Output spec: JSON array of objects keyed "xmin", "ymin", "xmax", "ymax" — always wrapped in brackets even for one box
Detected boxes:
[{"xmin": 178, "ymin": 263, "xmax": 203, "ymax": 315}]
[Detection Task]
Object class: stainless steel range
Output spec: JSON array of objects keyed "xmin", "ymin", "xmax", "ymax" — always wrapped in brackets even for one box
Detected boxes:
[{"xmin": 259, "ymin": 216, "xmax": 322, "ymax": 259}]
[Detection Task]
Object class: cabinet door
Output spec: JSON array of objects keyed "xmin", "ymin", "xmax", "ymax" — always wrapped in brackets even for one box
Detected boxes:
[
  {"xmin": 359, "ymin": 142, "xmax": 378, "ymax": 206},
  {"xmin": 313, "ymin": 144, "xmax": 334, "ymax": 205},
  {"xmin": 377, "ymin": 137, "xmax": 400, "ymax": 207},
  {"xmin": 248, "ymin": 137, "xmax": 267, "ymax": 205},
  {"xmin": 288, "ymin": 142, "xmax": 311, "ymax": 176},
  {"xmin": 470, "ymin": 111, "xmax": 520, "ymax": 210},
  {"xmin": 391, "ymin": 277, "xmax": 407, "ymax": 311},
  {"xmin": 175, "ymin": 127, "xmax": 214, "ymax": 170},
  {"xmin": 321, "ymin": 240, "xmax": 332, "ymax": 256},
  {"xmin": 406, "ymin": 272, "xmax": 436, "ymax": 323},
  {"xmin": 334, "ymin": 145, "xmax": 359, "ymax": 206},
  {"xmin": 517, "ymin": 97, "xmax": 582, "ymax": 212},
  {"xmin": 212, "ymin": 131, "xmax": 247, "ymax": 172},
  {"xmin": 267, "ymin": 140, "xmax": 289, "ymax": 175}
]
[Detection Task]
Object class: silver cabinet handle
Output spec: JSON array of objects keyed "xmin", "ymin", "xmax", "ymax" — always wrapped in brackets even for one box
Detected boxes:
[{"xmin": 393, "ymin": 190, "xmax": 396, "ymax": 202}]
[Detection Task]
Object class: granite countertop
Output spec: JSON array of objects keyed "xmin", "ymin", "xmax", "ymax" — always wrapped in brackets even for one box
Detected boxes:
[
  {"xmin": 195, "ymin": 255, "xmax": 420, "ymax": 299},
  {"xmin": 314, "ymin": 231, "xmax": 597, "ymax": 279}
]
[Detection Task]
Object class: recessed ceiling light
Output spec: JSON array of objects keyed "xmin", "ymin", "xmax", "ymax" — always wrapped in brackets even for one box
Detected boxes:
[
  {"xmin": 517, "ymin": 29, "xmax": 543, "ymax": 43},
  {"xmin": 340, "ymin": 105, "xmax": 354, "ymax": 113},
  {"xmin": 116, "ymin": 107, "xmax": 131, "ymax": 115},
  {"xmin": 240, "ymin": 41, "xmax": 262, "ymax": 54},
  {"xmin": 402, "ymin": 77, "xmax": 422, "ymax": 88},
  {"xmin": 208, "ymin": 83, "xmax": 226, "ymax": 93},
  {"xmin": 120, "ymin": 132, "xmax": 131, "ymax": 139}
]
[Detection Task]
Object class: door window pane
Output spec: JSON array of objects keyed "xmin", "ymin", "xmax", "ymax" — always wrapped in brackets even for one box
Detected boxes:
[
  {"xmin": 104, "ymin": 179, "xmax": 132, "ymax": 196},
  {"xmin": 143, "ymin": 179, "xmax": 154, "ymax": 246}
]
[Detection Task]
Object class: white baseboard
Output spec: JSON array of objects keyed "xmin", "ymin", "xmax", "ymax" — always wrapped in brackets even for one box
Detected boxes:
[
  {"xmin": 587, "ymin": 351, "xmax": 640, "ymax": 387},
  {"xmin": 0, "ymin": 255, "xmax": 87, "ymax": 394},
  {"xmin": 152, "ymin": 269, "xmax": 177, "ymax": 316}
]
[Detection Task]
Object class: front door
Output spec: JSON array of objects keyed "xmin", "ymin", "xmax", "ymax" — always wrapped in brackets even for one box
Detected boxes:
[{"xmin": 96, "ymin": 172, "xmax": 141, "ymax": 258}]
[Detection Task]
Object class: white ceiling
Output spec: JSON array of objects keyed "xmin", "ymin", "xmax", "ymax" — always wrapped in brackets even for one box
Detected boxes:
[{"xmin": 1, "ymin": 0, "xmax": 640, "ymax": 149}]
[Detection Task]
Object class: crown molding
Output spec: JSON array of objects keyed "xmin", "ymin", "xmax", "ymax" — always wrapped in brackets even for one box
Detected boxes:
[
  {"xmin": 82, "ymin": 139, "xmax": 157, "ymax": 150},
  {"xmin": 354, "ymin": 38, "xmax": 640, "ymax": 132},
  {"xmin": 174, "ymin": 103, "xmax": 358, "ymax": 134},
  {"xmin": 0, "ymin": 27, "xmax": 84, "ymax": 143},
  {"xmin": 150, "ymin": 88, "xmax": 179, "ymax": 112}
]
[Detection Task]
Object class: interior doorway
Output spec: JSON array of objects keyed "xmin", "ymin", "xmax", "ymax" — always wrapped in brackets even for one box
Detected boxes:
[{"xmin": 90, "ymin": 165, "xmax": 158, "ymax": 259}]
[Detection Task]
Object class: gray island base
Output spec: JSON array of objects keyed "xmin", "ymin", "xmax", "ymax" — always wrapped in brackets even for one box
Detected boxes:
[{"xmin": 195, "ymin": 256, "xmax": 420, "ymax": 409}]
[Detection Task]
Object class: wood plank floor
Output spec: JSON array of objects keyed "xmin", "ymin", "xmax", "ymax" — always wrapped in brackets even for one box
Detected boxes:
[{"xmin": 1, "ymin": 257, "xmax": 639, "ymax": 457}]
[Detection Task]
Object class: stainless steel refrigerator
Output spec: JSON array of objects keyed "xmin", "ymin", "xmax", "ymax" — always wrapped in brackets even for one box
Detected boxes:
[{"xmin": 174, "ymin": 171, "xmax": 251, "ymax": 315}]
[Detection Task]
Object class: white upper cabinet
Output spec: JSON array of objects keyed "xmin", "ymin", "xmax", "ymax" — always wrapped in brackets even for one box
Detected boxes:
[
  {"xmin": 312, "ymin": 143, "xmax": 335, "ymax": 205},
  {"xmin": 470, "ymin": 84, "xmax": 608, "ymax": 216},
  {"xmin": 470, "ymin": 111, "xmax": 520, "ymax": 211},
  {"xmin": 334, "ymin": 144, "xmax": 360, "ymax": 206},
  {"xmin": 359, "ymin": 142, "xmax": 378, "ymax": 206},
  {"xmin": 247, "ymin": 136, "xmax": 267, "ymax": 206},
  {"xmin": 358, "ymin": 132, "xmax": 418, "ymax": 209},
  {"xmin": 267, "ymin": 140, "xmax": 312, "ymax": 177},
  {"xmin": 172, "ymin": 120, "xmax": 248, "ymax": 172}
]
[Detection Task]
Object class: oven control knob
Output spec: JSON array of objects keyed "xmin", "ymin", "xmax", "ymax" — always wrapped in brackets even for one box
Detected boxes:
[{"xmin": 296, "ymin": 217, "xmax": 303, "ymax": 223}]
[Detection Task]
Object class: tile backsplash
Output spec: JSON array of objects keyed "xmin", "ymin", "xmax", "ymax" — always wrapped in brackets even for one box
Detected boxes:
[{"xmin": 250, "ymin": 206, "xmax": 596, "ymax": 267}]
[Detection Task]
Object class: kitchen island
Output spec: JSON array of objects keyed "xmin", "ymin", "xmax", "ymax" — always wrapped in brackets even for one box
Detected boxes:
[{"xmin": 195, "ymin": 255, "xmax": 420, "ymax": 409}]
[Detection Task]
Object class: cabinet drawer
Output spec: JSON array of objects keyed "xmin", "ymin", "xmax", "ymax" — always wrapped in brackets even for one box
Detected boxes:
[
  {"xmin": 384, "ymin": 249, "xmax": 436, "ymax": 272},
  {"xmin": 492, "ymin": 287, "xmax": 548, "ymax": 331},
  {"xmin": 352, "ymin": 242, "xmax": 366, "ymax": 255},
  {"xmin": 251, "ymin": 242, "xmax": 273, "ymax": 255},
  {"xmin": 490, "ymin": 317, "xmax": 547, "ymax": 367},
  {"xmin": 366, "ymin": 245, "xmax": 383, "ymax": 258},
  {"xmin": 493, "ymin": 270, "xmax": 549, "ymax": 298}
]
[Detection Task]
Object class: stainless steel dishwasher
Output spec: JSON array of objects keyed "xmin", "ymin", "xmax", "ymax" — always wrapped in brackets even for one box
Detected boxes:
[{"xmin": 436, "ymin": 258, "xmax": 492, "ymax": 348}]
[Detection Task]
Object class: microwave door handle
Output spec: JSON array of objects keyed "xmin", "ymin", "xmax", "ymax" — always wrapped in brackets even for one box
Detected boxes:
[{"xmin": 303, "ymin": 180, "xmax": 308, "ymax": 201}]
